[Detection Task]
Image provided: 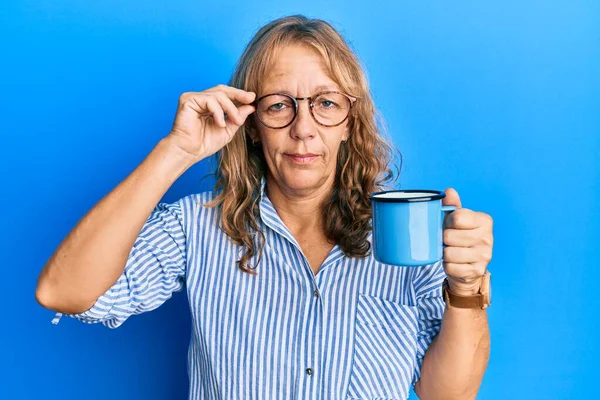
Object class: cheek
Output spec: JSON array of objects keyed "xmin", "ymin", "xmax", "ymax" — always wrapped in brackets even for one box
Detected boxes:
[
  {"xmin": 322, "ymin": 130, "xmax": 346, "ymax": 154},
  {"xmin": 260, "ymin": 137, "xmax": 284, "ymax": 163}
]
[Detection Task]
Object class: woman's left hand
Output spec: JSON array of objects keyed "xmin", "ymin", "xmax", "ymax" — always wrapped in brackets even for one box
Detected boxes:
[{"xmin": 442, "ymin": 188, "xmax": 494, "ymax": 296}]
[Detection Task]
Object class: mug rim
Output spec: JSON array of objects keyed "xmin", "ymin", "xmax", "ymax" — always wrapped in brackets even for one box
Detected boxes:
[{"xmin": 370, "ymin": 189, "xmax": 446, "ymax": 203}]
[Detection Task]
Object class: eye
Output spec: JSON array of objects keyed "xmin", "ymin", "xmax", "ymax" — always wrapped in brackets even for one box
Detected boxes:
[
  {"xmin": 268, "ymin": 102, "xmax": 287, "ymax": 112},
  {"xmin": 317, "ymin": 98, "xmax": 339, "ymax": 109}
]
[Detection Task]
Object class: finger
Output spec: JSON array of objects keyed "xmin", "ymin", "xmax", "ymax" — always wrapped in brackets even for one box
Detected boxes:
[
  {"xmin": 444, "ymin": 208, "xmax": 479, "ymax": 230},
  {"xmin": 207, "ymin": 85, "xmax": 256, "ymax": 105},
  {"xmin": 236, "ymin": 104, "xmax": 256, "ymax": 120},
  {"xmin": 479, "ymin": 211, "xmax": 494, "ymax": 228},
  {"xmin": 225, "ymin": 104, "xmax": 256, "ymax": 133},
  {"xmin": 210, "ymin": 91, "xmax": 244, "ymax": 125},
  {"xmin": 443, "ymin": 228, "xmax": 480, "ymax": 248},
  {"xmin": 200, "ymin": 96, "xmax": 226, "ymax": 128},
  {"xmin": 442, "ymin": 188, "xmax": 462, "ymax": 209},
  {"xmin": 443, "ymin": 246, "xmax": 479, "ymax": 264}
]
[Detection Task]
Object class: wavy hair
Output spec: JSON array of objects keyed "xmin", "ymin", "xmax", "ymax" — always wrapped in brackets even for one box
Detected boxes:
[{"xmin": 206, "ymin": 15, "xmax": 400, "ymax": 274}]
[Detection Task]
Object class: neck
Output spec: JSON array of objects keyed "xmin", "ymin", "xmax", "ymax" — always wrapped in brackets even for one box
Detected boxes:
[{"xmin": 265, "ymin": 174, "xmax": 334, "ymax": 237}]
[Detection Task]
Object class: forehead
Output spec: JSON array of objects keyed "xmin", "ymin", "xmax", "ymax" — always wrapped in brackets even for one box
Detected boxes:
[{"xmin": 260, "ymin": 44, "xmax": 339, "ymax": 94}]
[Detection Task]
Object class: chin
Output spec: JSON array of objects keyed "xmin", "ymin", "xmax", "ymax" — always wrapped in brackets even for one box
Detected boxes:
[{"xmin": 281, "ymin": 170, "xmax": 327, "ymax": 192}]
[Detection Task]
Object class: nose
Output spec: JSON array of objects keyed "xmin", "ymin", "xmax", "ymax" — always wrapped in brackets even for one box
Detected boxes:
[{"xmin": 290, "ymin": 99, "xmax": 316, "ymax": 140}]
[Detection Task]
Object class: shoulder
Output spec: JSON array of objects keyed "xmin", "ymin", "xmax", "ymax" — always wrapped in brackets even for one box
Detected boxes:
[
  {"xmin": 176, "ymin": 190, "xmax": 218, "ymax": 218},
  {"xmin": 178, "ymin": 190, "xmax": 216, "ymax": 210},
  {"xmin": 173, "ymin": 190, "xmax": 222, "ymax": 232}
]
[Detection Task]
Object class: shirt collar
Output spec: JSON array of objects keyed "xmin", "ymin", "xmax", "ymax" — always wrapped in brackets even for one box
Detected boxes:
[
  {"xmin": 258, "ymin": 175, "xmax": 345, "ymax": 269},
  {"xmin": 258, "ymin": 175, "xmax": 300, "ymax": 249}
]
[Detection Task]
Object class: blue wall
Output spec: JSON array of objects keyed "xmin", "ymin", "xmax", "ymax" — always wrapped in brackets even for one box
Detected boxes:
[{"xmin": 2, "ymin": 1, "xmax": 598, "ymax": 398}]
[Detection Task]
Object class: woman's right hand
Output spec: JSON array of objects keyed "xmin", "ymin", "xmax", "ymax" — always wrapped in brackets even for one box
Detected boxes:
[{"xmin": 166, "ymin": 85, "xmax": 256, "ymax": 163}]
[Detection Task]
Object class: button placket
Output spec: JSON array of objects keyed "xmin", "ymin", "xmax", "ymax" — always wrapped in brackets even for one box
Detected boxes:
[{"xmin": 300, "ymin": 282, "xmax": 324, "ymax": 397}]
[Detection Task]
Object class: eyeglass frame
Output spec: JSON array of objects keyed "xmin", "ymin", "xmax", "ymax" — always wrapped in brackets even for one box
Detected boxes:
[{"xmin": 252, "ymin": 91, "xmax": 357, "ymax": 129}]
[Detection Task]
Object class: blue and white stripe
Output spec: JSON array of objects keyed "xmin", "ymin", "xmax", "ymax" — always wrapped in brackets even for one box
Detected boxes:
[{"xmin": 53, "ymin": 178, "xmax": 446, "ymax": 400}]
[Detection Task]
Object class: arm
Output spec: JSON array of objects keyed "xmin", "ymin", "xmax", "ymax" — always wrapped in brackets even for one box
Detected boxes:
[
  {"xmin": 36, "ymin": 86, "xmax": 256, "ymax": 316},
  {"xmin": 35, "ymin": 137, "xmax": 196, "ymax": 314},
  {"xmin": 415, "ymin": 189, "xmax": 494, "ymax": 399},
  {"xmin": 414, "ymin": 305, "xmax": 490, "ymax": 399}
]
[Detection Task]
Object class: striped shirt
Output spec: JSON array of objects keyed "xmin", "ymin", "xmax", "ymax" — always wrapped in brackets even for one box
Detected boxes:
[{"xmin": 52, "ymin": 177, "xmax": 447, "ymax": 400}]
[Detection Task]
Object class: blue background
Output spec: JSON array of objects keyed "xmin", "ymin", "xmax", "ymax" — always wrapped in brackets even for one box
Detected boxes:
[{"xmin": 2, "ymin": 1, "xmax": 599, "ymax": 399}]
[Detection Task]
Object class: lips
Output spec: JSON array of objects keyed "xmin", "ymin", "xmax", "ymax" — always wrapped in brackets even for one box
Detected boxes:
[
  {"xmin": 287, "ymin": 153, "xmax": 319, "ymax": 157},
  {"xmin": 285, "ymin": 153, "xmax": 320, "ymax": 164}
]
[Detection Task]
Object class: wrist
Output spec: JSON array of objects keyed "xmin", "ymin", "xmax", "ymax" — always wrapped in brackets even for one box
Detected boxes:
[
  {"xmin": 158, "ymin": 136, "xmax": 200, "ymax": 166},
  {"xmin": 443, "ymin": 271, "xmax": 492, "ymax": 309},
  {"xmin": 150, "ymin": 137, "xmax": 198, "ymax": 182},
  {"xmin": 446, "ymin": 277, "xmax": 483, "ymax": 297}
]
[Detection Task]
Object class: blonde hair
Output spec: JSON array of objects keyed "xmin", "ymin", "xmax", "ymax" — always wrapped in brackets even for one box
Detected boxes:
[{"xmin": 206, "ymin": 15, "xmax": 400, "ymax": 274}]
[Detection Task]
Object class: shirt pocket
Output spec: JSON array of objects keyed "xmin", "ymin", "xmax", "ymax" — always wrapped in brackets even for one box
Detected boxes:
[{"xmin": 346, "ymin": 294, "xmax": 419, "ymax": 400}]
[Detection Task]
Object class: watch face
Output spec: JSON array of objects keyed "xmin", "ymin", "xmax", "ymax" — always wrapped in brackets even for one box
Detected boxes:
[
  {"xmin": 481, "ymin": 271, "xmax": 492, "ymax": 307},
  {"xmin": 489, "ymin": 273, "xmax": 492, "ymax": 305}
]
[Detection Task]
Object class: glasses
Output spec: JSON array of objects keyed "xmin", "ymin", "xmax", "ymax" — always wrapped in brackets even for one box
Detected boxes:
[{"xmin": 253, "ymin": 91, "xmax": 356, "ymax": 129}]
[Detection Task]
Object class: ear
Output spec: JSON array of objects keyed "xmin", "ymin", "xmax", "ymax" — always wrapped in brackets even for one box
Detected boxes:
[
  {"xmin": 342, "ymin": 125, "xmax": 350, "ymax": 142},
  {"xmin": 246, "ymin": 118, "xmax": 260, "ymax": 143}
]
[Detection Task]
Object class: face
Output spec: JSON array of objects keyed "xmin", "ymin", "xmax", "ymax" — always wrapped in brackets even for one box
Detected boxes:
[{"xmin": 252, "ymin": 44, "xmax": 349, "ymax": 197}]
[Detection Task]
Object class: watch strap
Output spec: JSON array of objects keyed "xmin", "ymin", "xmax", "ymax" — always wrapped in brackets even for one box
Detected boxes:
[{"xmin": 442, "ymin": 278, "xmax": 486, "ymax": 309}]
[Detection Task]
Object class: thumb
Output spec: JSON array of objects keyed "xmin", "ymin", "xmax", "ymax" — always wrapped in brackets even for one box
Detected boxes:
[
  {"xmin": 226, "ymin": 104, "xmax": 256, "ymax": 130},
  {"xmin": 442, "ymin": 188, "xmax": 462, "ymax": 209},
  {"xmin": 238, "ymin": 104, "xmax": 256, "ymax": 118}
]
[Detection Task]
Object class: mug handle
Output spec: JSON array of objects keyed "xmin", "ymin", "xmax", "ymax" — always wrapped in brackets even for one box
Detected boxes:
[
  {"xmin": 442, "ymin": 205, "xmax": 457, "ymax": 213},
  {"xmin": 441, "ymin": 205, "xmax": 457, "ymax": 248}
]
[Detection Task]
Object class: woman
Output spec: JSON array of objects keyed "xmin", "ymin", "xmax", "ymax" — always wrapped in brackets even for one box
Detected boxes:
[{"xmin": 36, "ymin": 15, "xmax": 493, "ymax": 400}]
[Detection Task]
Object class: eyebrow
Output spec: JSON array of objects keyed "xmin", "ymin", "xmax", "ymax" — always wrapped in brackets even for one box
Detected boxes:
[
  {"xmin": 313, "ymin": 84, "xmax": 338, "ymax": 92},
  {"xmin": 260, "ymin": 84, "xmax": 340, "ymax": 96}
]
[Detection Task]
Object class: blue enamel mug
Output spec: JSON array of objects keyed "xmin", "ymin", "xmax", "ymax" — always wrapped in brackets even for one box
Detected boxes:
[{"xmin": 370, "ymin": 189, "xmax": 457, "ymax": 266}]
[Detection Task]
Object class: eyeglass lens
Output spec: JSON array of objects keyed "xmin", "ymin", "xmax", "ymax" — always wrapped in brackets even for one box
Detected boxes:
[{"xmin": 256, "ymin": 93, "xmax": 351, "ymax": 128}]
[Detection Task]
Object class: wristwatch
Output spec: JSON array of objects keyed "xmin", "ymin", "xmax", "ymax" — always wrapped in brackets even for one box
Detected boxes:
[{"xmin": 442, "ymin": 271, "xmax": 492, "ymax": 309}]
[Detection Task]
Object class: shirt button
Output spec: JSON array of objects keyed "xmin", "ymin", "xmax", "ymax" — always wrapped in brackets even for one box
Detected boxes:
[
  {"xmin": 306, "ymin": 368, "xmax": 313, "ymax": 376},
  {"xmin": 313, "ymin": 289, "xmax": 320, "ymax": 298}
]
